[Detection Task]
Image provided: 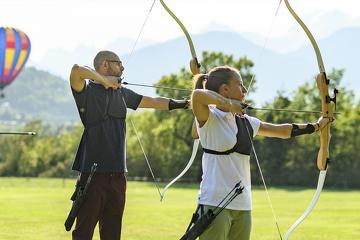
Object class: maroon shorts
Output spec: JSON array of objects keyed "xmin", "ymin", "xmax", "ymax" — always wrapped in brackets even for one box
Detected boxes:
[{"xmin": 72, "ymin": 173, "xmax": 126, "ymax": 240}]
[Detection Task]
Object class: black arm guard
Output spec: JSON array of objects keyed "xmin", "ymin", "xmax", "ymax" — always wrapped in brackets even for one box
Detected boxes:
[
  {"xmin": 291, "ymin": 123, "xmax": 315, "ymax": 137},
  {"xmin": 169, "ymin": 99, "xmax": 189, "ymax": 110},
  {"xmin": 64, "ymin": 163, "xmax": 97, "ymax": 231}
]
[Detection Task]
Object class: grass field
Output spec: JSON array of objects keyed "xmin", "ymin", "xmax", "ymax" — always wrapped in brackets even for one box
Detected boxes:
[{"xmin": 0, "ymin": 178, "xmax": 359, "ymax": 240}]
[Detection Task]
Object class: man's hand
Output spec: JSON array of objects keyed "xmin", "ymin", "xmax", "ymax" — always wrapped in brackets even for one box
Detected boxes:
[{"xmin": 102, "ymin": 76, "xmax": 121, "ymax": 90}]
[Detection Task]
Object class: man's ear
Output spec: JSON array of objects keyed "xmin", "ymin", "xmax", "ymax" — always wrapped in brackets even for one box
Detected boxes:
[{"xmin": 101, "ymin": 60, "xmax": 108, "ymax": 69}]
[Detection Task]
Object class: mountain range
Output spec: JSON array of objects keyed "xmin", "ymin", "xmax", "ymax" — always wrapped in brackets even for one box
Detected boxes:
[{"xmin": 29, "ymin": 27, "xmax": 359, "ymax": 104}]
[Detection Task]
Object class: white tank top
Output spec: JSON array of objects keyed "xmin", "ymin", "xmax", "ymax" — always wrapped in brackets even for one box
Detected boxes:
[{"xmin": 196, "ymin": 106, "xmax": 261, "ymax": 210}]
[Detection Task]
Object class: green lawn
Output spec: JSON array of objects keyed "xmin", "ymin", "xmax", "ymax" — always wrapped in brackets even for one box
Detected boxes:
[{"xmin": 0, "ymin": 178, "xmax": 359, "ymax": 240}]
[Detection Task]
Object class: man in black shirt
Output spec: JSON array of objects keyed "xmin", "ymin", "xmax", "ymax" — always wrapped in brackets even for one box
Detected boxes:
[{"xmin": 69, "ymin": 50, "xmax": 189, "ymax": 240}]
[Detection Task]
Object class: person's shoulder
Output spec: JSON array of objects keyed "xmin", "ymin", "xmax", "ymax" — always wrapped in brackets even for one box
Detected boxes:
[
  {"xmin": 121, "ymin": 87, "xmax": 143, "ymax": 99},
  {"xmin": 121, "ymin": 86, "xmax": 137, "ymax": 93},
  {"xmin": 244, "ymin": 114, "xmax": 261, "ymax": 123}
]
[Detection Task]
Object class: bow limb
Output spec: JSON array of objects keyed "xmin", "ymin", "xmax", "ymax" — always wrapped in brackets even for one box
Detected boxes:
[
  {"xmin": 282, "ymin": 0, "xmax": 325, "ymax": 73},
  {"xmin": 282, "ymin": 0, "xmax": 336, "ymax": 239},
  {"xmin": 284, "ymin": 170, "xmax": 326, "ymax": 240},
  {"xmin": 160, "ymin": 139, "xmax": 200, "ymax": 201},
  {"xmin": 158, "ymin": 0, "xmax": 201, "ymax": 201},
  {"xmin": 159, "ymin": 0, "xmax": 201, "ymax": 75}
]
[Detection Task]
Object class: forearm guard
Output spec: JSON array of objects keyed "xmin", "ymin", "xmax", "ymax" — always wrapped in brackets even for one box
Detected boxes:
[
  {"xmin": 290, "ymin": 123, "xmax": 315, "ymax": 137},
  {"xmin": 169, "ymin": 99, "xmax": 189, "ymax": 110}
]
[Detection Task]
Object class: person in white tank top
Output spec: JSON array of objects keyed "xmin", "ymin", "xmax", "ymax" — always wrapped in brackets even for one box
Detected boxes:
[{"xmin": 188, "ymin": 66, "xmax": 332, "ymax": 240}]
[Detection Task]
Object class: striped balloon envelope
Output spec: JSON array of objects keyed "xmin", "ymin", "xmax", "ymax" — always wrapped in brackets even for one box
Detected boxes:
[{"xmin": 0, "ymin": 27, "xmax": 31, "ymax": 96}]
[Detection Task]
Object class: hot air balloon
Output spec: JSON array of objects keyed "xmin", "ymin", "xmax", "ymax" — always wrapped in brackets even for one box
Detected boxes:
[{"xmin": 0, "ymin": 27, "xmax": 31, "ymax": 98}]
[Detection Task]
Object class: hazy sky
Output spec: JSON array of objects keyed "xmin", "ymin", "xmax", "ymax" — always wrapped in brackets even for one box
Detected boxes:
[{"xmin": 1, "ymin": 0, "xmax": 359, "ymax": 61}]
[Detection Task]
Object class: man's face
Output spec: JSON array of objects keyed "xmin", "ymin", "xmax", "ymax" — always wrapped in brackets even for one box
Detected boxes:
[{"xmin": 105, "ymin": 58, "xmax": 124, "ymax": 77}]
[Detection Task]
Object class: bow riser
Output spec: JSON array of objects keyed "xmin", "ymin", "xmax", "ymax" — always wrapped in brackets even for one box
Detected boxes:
[{"xmin": 316, "ymin": 73, "xmax": 334, "ymax": 170}]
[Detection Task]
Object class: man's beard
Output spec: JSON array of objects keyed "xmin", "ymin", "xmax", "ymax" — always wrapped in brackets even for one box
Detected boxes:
[
  {"xmin": 107, "ymin": 65, "xmax": 122, "ymax": 77},
  {"xmin": 108, "ymin": 72, "xmax": 123, "ymax": 83}
]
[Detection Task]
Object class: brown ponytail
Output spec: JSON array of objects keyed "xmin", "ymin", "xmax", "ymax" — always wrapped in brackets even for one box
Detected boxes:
[{"xmin": 193, "ymin": 73, "xmax": 208, "ymax": 90}]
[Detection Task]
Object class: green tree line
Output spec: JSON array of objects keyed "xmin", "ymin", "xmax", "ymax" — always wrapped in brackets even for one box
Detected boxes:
[{"xmin": 0, "ymin": 52, "xmax": 358, "ymax": 188}]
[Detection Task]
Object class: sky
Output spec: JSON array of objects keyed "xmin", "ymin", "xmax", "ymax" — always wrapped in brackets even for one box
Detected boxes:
[{"xmin": 1, "ymin": 0, "xmax": 360, "ymax": 61}]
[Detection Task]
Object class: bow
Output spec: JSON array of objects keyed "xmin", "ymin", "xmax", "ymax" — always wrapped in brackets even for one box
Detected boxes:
[
  {"xmin": 281, "ymin": 1, "xmax": 337, "ymax": 239},
  {"xmin": 158, "ymin": 0, "xmax": 201, "ymax": 201}
]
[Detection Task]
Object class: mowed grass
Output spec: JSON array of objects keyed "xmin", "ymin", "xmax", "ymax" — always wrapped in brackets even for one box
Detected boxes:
[{"xmin": 0, "ymin": 178, "xmax": 359, "ymax": 240}]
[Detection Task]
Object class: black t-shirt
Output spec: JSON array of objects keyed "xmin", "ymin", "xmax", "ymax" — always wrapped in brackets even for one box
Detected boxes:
[{"xmin": 72, "ymin": 81, "xmax": 143, "ymax": 173}]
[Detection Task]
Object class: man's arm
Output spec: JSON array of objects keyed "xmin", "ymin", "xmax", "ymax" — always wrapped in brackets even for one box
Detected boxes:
[
  {"xmin": 138, "ymin": 96, "xmax": 189, "ymax": 110},
  {"xmin": 70, "ymin": 64, "xmax": 120, "ymax": 92},
  {"xmin": 257, "ymin": 116, "xmax": 331, "ymax": 139},
  {"xmin": 138, "ymin": 96, "xmax": 169, "ymax": 110}
]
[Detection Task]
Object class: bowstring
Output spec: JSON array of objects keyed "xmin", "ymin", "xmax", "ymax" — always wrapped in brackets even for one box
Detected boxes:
[
  {"xmin": 245, "ymin": 122, "xmax": 283, "ymax": 239},
  {"xmin": 130, "ymin": 119, "xmax": 163, "ymax": 198},
  {"xmin": 123, "ymin": 0, "xmax": 162, "ymax": 198},
  {"xmin": 245, "ymin": 0, "xmax": 282, "ymax": 98},
  {"xmin": 242, "ymin": 1, "xmax": 284, "ymax": 239},
  {"xmin": 125, "ymin": 0, "xmax": 157, "ymax": 65}
]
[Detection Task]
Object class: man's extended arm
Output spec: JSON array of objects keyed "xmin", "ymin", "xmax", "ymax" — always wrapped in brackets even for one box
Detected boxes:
[{"xmin": 138, "ymin": 96, "xmax": 189, "ymax": 110}]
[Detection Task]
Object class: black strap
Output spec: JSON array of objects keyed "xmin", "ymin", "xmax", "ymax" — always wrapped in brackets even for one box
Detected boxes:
[{"xmin": 202, "ymin": 147, "xmax": 236, "ymax": 155}]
